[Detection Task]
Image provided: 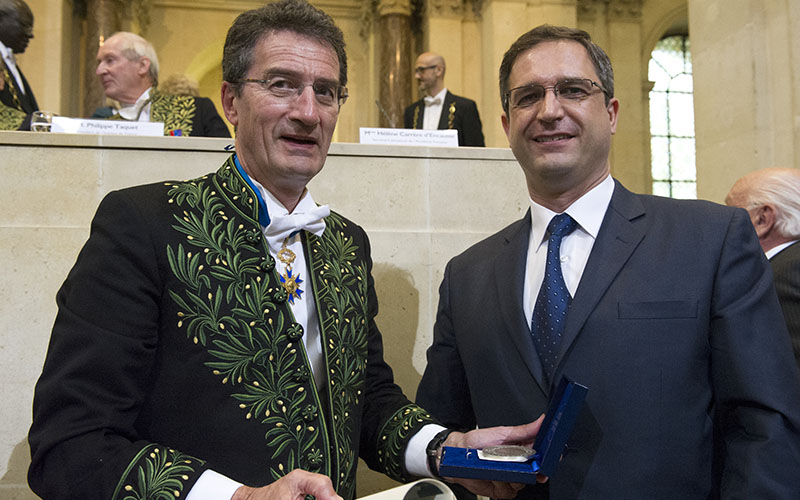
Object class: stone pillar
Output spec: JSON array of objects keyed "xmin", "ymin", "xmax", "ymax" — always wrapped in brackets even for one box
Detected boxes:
[
  {"xmin": 690, "ymin": 0, "xmax": 800, "ymax": 202},
  {"xmin": 423, "ymin": 0, "xmax": 468, "ymax": 98},
  {"xmin": 81, "ymin": 0, "xmax": 122, "ymax": 117},
  {"xmin": 480, "ymin": 0, "xmax": 528, "ymax": 147},
  {"xmin": 606, "ymin": 0, "xmax": 648, "ymax": 194},
  {"xmin": 376, "ymin": 0, "xmax": 412, "ymax": 128}
]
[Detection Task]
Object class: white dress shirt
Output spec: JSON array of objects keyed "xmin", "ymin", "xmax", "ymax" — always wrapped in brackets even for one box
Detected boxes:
[
  {"xmin": 0, "ymin": 41, "xmax": 26, "ymax": 95},
  {"xmin": 523, "ymin": 175, "xmax": 615, "ymax": 326},
  {"xmin": 422, "ymin": 87, "xmax": 447, "ymax": 130}
]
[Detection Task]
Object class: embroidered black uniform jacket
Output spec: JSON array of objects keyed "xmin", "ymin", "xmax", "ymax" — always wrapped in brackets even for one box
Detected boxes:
[
  {"xmin": 92, "ymin": 88, "xmax": 231, "ymax": 137},
  {"xmin": 403, "ymin": 91, "xmax": 485, "ymax": 147},
  {"xmin": 1, "ymin": 58, "xmax": 38, "ymax": 130},
  {"xmin": 29, "ymin": 155, "xmax": 435, "ymax": 500}
]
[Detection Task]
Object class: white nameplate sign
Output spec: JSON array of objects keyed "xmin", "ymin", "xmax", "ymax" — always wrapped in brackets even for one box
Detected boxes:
[
  {"xmin": 359, "ymin": 127, "xmax": 458, "ymax": 147},
  {"xmin": 51, "ymin": 116, "xmax": 165, "ymax": 136}
]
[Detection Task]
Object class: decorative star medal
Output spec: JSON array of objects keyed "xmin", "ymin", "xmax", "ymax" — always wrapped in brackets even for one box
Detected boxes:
[{"xmin": 277, "ymin": 238, "xmax": 303, "ymax": 304}]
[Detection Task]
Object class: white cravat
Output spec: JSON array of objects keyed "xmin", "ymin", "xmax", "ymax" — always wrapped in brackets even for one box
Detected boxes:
[
  {"xmin": 117, "ymin": 88, "xmax": 153, "ymax": 121},
  {"xmin": 263, "ymin": 203, "xmax": 330, "ymax": 250},
  {"xmin": 0, "ymin": 41, "xmax": 25, "ymax": 95},
  {"xmin": 422, "ymin": 87, "xmax": 447, "ymax": 130}
]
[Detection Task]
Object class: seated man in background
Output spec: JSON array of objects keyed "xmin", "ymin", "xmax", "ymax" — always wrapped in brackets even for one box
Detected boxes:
[
  {"xmin": 0, "ymin": 0, "xmax": 37, "ymax": 130},
  {"xmin": 403, "ymin": 52, "xmax": 484, "ymax": 147},
  {"xmin": 93, "ymin": 31, "xmax": 230, "ymax": 137},
  {"xmin": 726, "ymin": 167, "xmax": 800, "ymax": 367}
]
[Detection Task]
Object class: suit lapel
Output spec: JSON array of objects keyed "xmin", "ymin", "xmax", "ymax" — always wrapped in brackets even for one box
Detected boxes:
[
  {"xmin": 412, "ymin": 101, "xmax": 423, "ymax": 129},
  {"xmin": 438, "ymin": 91, "xmax": 454, "ymax": 130},
  {"xmin": 555, "ymin": 182, "xmax": 647, "ymax": 374},
  {"xmin": 18, "ymin": 68, "xmax": 38, "ymax": 113},
  {"xmin": 493, "ymin": 212, "xmax": 549, "ymax": 393}
]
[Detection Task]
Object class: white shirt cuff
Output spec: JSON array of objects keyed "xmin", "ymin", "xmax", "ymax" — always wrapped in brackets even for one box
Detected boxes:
[
  {"xmin": 185, "ymin": 469, "xmax": 243, "ymax": 500},
  {"xmin": 404, "ymin": 423, "xmax": 448, "ymax": 477}
]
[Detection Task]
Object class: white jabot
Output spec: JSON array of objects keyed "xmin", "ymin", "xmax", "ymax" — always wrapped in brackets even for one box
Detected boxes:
[
  {"xmin": 0, "ymin": 41, "xmax": 25, "ymax": 95},
  {"xmin": 422, "ymin": 87, "xmax": 447, "ymax": 130},
  {"xmin": 263, "ymin": 203, "xmax": 330, "ymax": 251},
  {"xmin": 117, "ymin": 87, "xmax": 153, "ymax": 121},
  {"xmin": 523, "ymin": 175, "xmax": 615, "ymax": 326}
]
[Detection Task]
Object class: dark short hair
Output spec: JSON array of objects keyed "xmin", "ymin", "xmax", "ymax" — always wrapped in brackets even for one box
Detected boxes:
[
  {"xmin": 222, "ymin": 0, "xmax": 347, "ymax": 96},
  {"xmin": 499, "ymin": 24, "xmax": 614, "ymax": 114},
  {"xmin": 0, "ymin": 0, "xmax": 33, "ymax": 44}
]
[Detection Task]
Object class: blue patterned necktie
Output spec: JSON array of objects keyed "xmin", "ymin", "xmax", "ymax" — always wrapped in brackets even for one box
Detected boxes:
[{"xmin": 532, "ymin": 213, "xmax": 578, "ymax": 382}]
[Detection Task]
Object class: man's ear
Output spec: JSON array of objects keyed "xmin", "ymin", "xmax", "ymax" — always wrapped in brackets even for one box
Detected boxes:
[
  {"xmin": 751, "ymin": 204, "xmax": 776, "ymax": 239},
  {"xmin": 221, "ymin": 81, "xmax": 239, "ymax": 126},
  {"xmin": 138, "ymin": 58, "xmax": 151, "ymax": 79}
]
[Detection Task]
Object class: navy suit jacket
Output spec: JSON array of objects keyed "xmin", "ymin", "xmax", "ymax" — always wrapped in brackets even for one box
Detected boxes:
[
  {"xmin": 770, "ymin": 240, "xmax": 800, "ymax": 367},
  {"xmin": 417, "ymin": 180, "xmax": 800, "ymax": 499},
  {"xmin": 403, "ymin": 91, "xmax": 485, "ymax": 146}
]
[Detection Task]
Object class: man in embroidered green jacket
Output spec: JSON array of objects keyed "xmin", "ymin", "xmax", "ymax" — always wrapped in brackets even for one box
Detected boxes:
[
  {"xmin": 27, "ymin": 2, "xmax": 544, "ymax": 500},
  {"xmin": 92, "ymin": 31, "xmax": 230, "ymax": 137},
  {"xmin": 0, "ymin": 0, "xmax": 38, "ymax": 131}
]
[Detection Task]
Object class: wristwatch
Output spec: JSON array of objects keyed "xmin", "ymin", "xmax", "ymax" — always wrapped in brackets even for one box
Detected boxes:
[{"xmin": 426, "ymin": 429, "xmax": 456, "ymax": 478}]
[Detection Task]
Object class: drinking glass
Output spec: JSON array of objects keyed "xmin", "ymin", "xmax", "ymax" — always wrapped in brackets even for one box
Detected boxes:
[{"xmin": 30, "ymin": 111, "xmax": 56, "ymax": 132}]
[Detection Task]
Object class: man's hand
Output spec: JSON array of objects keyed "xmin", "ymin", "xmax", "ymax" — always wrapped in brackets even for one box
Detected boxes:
[
  {"xmin": 439, "ymin": 415, "xmax": 547, "ymax": 499},
  {"xmin": 231, "ymin": 469, "xmax": 342, "ymax": 500}
]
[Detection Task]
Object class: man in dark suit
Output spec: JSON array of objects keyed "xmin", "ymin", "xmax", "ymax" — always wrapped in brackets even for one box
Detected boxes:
[
  {"xmin": 27, "ymin": 2, "xmax": 543, "ymax": 500},
  {"xmin": 726, "ymin": 167, "xmax": 800, "ymax": 368},
  {"xmin": 0, "ymin": 0, "xmax": 37, "ymax": 130},
  {"xmin": 403, "ymin": 52, "xmax": 484, "ymax": 147},
  {"xmin": 416, "ymin": 25, "xmax": 800, "ymax": 499},
  {"xmin": 93, "ymin": 31, "xmax": 230, "ymax": 137}
]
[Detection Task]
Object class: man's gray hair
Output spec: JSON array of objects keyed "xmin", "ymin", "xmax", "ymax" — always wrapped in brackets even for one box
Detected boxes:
[
  {"xmin": 106, "ymin": 31, "xmax": 160, "ymax": 86},
  {"xmin": 222, "ymin": 0, "xmax": 347, "ymax": 96},
  {"xmin": 746, "ymin": 168, "xmax": 800, "ymax": 239}
]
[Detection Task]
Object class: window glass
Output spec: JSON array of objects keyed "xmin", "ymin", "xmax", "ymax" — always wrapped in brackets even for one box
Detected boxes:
[{"xmin": 649, "ymin": 35, "xmax": 695, "ymax": 199}]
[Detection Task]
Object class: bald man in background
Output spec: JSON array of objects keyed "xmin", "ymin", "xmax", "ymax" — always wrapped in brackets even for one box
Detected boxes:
[
  {"xmin": 727, "ymin": 167, "xmax": 800, "ymax": 367},
  {"xmin": 403, "ymin": 52, "xmax": 484, "ymax": 147}
]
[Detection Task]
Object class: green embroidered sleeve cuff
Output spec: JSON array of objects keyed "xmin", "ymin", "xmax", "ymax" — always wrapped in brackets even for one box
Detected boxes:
[
  {"xmin": 375, "ymin": 404, "xmax": 438, "ymax": 482},
  {"xmin": 112, "ymin": 444, "xmax": 207, "ymax": 500}
]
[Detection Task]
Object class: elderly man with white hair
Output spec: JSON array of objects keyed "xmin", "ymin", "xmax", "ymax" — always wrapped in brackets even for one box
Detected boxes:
[
  {"xmin": 93, "ymin": 31, "xmax": 230, "ymax": 137},
  {"xmin": 727, "ymin": 167, "xmax": 800, "ymax": 367}
]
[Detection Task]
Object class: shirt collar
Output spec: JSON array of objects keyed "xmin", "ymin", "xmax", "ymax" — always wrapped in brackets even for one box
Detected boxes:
[
  {"xmin": 766, "ymin": 239, "xmax": 799, "ymax": 259},
  {"xmin": 0, "ymin": 41, "xmax": 15, "ymax": 66},
  {"xmin": 529, "ymin": 174, "xmax": 614, "ymax": 246},
  {"xmin": 118, "ymin": 87, "xmax": 152, "ymax": 120},
  {"xmin": 425, "ymin": 87, "xmax": 447, "ymax": 103}
]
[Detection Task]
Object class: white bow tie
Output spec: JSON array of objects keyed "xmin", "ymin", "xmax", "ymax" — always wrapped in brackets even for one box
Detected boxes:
[
  {"xmin": 424, "ymin": 96, "xmax": 441, "ymax": 106},
  {"xmin": 264, "ymin": 204, "xmax": 331, "ymax": 249}
]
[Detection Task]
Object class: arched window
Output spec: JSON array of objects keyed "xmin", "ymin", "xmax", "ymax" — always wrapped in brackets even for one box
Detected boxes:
[{"xmin": 649, "ymin": 35, "xmax": 695, "ymax": 198}]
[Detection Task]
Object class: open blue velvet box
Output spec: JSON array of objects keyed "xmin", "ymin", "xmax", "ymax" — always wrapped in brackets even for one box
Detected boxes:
[{"xmin": 438, "ymin": 377, "xmax": 588, "ymax": 483}]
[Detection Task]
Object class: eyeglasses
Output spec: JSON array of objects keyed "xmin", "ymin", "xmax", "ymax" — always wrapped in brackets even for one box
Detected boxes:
[
  {"xmin": 414, "ymin": 64, "xmax": 438, "ymax": 74},
  {"xmin": 504, "ymin": 78, "xmax": 607, "ymax": 110},
  {"xmin": 235, "ymin": 76, "xmax": 348, "ymax": 108}
]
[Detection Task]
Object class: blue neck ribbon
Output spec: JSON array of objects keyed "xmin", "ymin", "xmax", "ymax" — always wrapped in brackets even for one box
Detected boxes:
[{"xmin": 233, "ymin": 154, "xmax": 271, "ymax": 227}]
